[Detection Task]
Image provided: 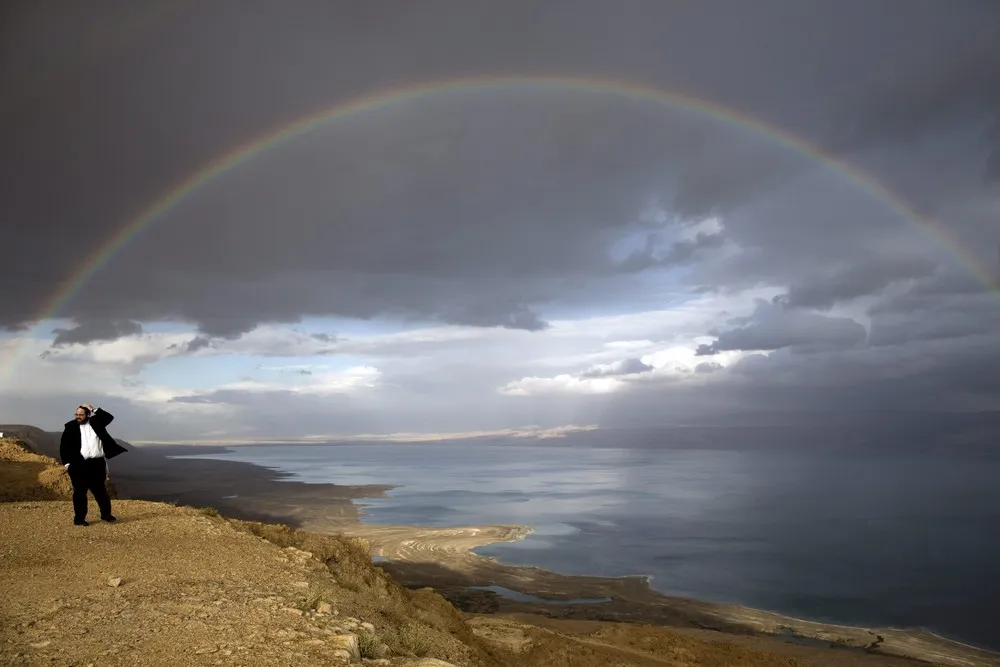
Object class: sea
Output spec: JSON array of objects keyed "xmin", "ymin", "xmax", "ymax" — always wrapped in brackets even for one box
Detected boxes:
[{"xmin": 175, "ymin": 431, "xmax": 1000, "ymax": 650}]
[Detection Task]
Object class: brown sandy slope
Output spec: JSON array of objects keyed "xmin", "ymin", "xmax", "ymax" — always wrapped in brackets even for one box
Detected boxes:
[
  {"xmin": 2, "ymin": 437, "xmax": 994, "ymax": 667},
  {"xmin": 0, "ymin": 436, "xmax": 117, "ymax": 502},
  {"xmin": 0, "ymin": 436, "xmax": 74, "ymax": 501}
]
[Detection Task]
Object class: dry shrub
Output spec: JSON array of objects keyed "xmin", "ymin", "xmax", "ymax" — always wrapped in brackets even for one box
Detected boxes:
[
  {"xmin": 378, "ymin": 623, "xmax": 433, "ymax": 658},
  {"xmin": 357, "ymin": 630, "xmax": 381, "ymax": 659}
]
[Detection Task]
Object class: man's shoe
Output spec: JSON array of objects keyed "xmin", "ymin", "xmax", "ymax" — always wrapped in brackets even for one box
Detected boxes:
[
  {"xmin": 101, "ymin": 515, "xmax": 117, "ymax": 523},
  {"xmin": 74, "ymin": 519, "xmax": 89, "ymax": 526}
]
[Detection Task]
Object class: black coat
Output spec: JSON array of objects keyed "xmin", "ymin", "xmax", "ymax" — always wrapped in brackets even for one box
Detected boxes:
[{"xmin": 60, "ymin": 408, "xmax": 127, "ymax": 465}]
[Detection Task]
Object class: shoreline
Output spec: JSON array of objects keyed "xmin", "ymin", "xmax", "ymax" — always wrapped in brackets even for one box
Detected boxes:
[{"xmin": 114, "ymin": 443, "xmax": 1000, "ymax": 667}]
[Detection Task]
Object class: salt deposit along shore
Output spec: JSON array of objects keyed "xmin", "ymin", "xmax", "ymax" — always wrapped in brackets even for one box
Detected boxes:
[{"xmin": 327, "ymin": 519, "xmax": 1000, "ymax": 667}]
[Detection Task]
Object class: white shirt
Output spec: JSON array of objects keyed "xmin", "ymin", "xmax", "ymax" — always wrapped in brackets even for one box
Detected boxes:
[{"xmin": 79, "ymin": 420, "xmax": 105, "ymax": 460}]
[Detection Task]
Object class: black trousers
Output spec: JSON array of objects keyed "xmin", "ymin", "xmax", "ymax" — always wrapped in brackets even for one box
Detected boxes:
[{"xmin": 68, "ymin": 457, "xmax": 111, "ymax": 520}]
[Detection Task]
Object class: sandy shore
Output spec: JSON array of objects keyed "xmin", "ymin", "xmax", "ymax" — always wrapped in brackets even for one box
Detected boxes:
[{"xmin": 94, "ymin": 443, "xmax": 1000, "ymax": 667}]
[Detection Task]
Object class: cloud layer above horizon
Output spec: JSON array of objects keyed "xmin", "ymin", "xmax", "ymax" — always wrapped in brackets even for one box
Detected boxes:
[{"xmin": 2, "ymin": 0, "xmax": 998, "ymax": 441}]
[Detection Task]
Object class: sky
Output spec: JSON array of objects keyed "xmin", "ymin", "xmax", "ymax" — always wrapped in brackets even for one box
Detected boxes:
[{"xmin": 1, "ymin": 0, "xmax": 999, "ymax": 442}]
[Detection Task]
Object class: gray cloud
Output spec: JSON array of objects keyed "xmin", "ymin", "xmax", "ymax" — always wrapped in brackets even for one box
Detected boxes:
[
  {"xmin": 616, "ymin": 232, "xmax": 726, "ymax": 274},
  {"xmin": 781, "ymin": 254, "xmax": 939, "ymax": 310},
  {"xmin": 51, "ymin": 319, "xmax": 143, "ymax": 346},
  {"xmin": 184, "ymin": 336, "xmax": 214, "ymax": 353},
  {"xmin": 695, "ymin": 362, "xmax": 723, "ymax": 374},
  {"xmin": 443, "ymin": 304, "xmax": 551, "ymax": 332},
  {"xmin": 696, "ymin": 300, "xmax": 867, "ymax": 356}
]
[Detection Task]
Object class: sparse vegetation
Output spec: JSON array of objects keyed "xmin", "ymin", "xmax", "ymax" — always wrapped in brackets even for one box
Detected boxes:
[
  {"xmin": 375, "ymin": 623, "xmax": 434, "ymax": 657},
  {"xmin": 357, "ymin": 629, "xmax": 381, "ymax": 658}
]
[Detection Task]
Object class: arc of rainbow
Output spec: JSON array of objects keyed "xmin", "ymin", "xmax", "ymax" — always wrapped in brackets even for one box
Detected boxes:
[{"xmin": 6, "ymin": 75, "xmax": 997, "ymax": 384}]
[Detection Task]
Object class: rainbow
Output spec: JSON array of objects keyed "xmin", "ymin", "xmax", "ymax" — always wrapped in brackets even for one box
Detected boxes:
[{"xmin": 8, "ymin": 75, "xmax": 998, "ymax": 374}]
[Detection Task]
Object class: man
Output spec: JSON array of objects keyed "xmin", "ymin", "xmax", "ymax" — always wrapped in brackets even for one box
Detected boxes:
[{"xmin": 60, "ymin": 404, "xmax": 127, "ymax": 526}]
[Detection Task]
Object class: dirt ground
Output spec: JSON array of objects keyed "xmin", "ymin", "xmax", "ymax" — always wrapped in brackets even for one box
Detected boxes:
[{"xmin": 0, "ymin": 499, "xmax": 482, "ymax": 666}]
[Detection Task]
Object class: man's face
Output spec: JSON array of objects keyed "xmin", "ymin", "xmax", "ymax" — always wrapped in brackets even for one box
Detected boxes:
[{"xmin": 74, "ymin": 408, "xmax": 89, "ymax": 424}]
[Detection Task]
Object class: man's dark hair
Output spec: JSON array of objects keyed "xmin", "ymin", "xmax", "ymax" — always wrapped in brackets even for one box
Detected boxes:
[{"xmin": 78, "ymin": 406, "xmax": 92, "ymax": 417}]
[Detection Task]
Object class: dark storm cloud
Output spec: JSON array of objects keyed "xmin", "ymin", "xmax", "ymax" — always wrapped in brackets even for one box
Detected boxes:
[
  {"xmin": 831, "ymin": 32, "xmax": 1000, "ymax": 175},
  {"xmin": 695, "ymin": 300, "xmax": 867, "ymax": 356},
  {"xmin": 781, "ymin": 254, "xmax": 939, "ymax": 310},
  {"xmin": 2, "ymin": 0, "xmax": 1000, "ymax": 431},
  {"xmin": 51, "ymin": 319, "xmax": 143, "ymax": 346},
  {"xmin": 866, "ymin": 272, "xmax": 1000, "ymax": 347},
  {"xmin": 2, "ymin": 0, "xmax": 997, "ymax": 337}
]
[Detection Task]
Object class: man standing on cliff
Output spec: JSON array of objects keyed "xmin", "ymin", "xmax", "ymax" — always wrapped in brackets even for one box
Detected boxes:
[{"xmin": 60, "ymin": 404, "xmax": 127, "ymax": 526}]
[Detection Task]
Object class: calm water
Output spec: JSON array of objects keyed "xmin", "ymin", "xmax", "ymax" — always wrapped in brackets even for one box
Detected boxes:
[{"xmin": 178, "ymin": 441, "xmax": 1000, "ymax": 650}]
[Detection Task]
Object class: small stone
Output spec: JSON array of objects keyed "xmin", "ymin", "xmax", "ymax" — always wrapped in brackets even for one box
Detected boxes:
[
  {"xmin": 360, "ymin": 622, "xmax": 375, "ymax": 633},
  {"xmin": 281, "ymin": 607, "xmax": 303, "ymax": 616},
  {"xmin": 331, "ymin": 648, "xmax": 352, "ymax": 661},
  {"xmin": 107, "ymin": 577, "xmax": 122, "ymax": 587},
  {"xmin": 316, "ymin": 602, "xmax": 333, "ymax": 615},
  {"xmin": 403, "ymin": 659, "xmax": 459, "ymax": 667},
  {"xmin": 305, "ymin": 639, "xmax": 326, "ymax": 646},
  {"xmin": 194, "ymin": 646, "xmax": 218, "ymax": 655},
  {"xmin": 29, "ymin": 641, "xmax": 51, "ymax": 649},
  {"xmin": 292, "ymin": 581, "xmax": 309, "ymax": 588}
]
